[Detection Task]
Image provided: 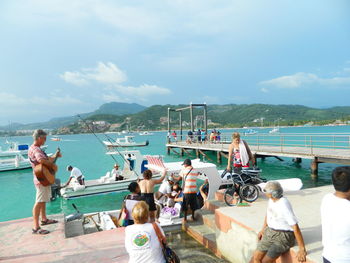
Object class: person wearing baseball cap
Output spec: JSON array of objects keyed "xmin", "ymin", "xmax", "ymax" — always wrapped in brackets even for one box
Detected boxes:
[{"xmin": 172, "ymin": 158, "xmax": 199, "ymax": 222}]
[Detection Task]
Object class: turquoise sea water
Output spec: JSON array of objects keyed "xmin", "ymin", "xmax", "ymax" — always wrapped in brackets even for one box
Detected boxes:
[{"xmin": 1, "ymin": 125, "xmax": 350, "ymax": 222}]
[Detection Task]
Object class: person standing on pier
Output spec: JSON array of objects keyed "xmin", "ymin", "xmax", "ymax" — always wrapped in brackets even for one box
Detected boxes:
[
  {"xmin": 28, "ymin": 129, "xmax": 62, "ymax": 235},
  {"xmin": 253, "ymin": 181, "xmax": 307, "ymax": 263},
  {"xmin": 172, "ymin": 158, "xmax": 199, "ymax": 223},
  {"xmin": 321, "ymin": 166, "xmax": 350, "ymax": 263},
  {"xmin": 227, "ymin": 132, "xmax": 255, "ymax": 172}
]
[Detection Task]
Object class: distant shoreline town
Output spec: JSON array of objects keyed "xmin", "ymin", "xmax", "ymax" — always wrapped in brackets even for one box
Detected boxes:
[{"xmin": 1, "ymin": 102, "xmax": 350, "ymax": 136}]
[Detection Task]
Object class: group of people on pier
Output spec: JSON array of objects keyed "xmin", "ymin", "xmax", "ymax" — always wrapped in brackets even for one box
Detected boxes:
[{"xmin": 28, "ymin": 129, "xmax": 350, "ymax": 263}]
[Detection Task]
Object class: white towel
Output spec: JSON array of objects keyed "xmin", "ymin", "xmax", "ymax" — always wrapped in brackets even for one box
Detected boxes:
[{"xmin": 239, "ymin": 140, "xmax": 249, "ymax": 166}]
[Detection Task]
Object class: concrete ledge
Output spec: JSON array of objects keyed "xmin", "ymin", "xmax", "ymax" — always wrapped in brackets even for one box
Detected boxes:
[{"xmin": 188, "ymin": 185, "xmax": 332, "ymax": 262}]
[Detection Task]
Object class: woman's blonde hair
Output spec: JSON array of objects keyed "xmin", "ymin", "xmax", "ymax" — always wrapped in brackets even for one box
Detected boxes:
[
  {"xmin": 232, "ymin": 132, "xmax": 241, "ymax": 140},
  {"xmin": 132, "ymin": 201, "xmax": 149, "ymax": 224}
]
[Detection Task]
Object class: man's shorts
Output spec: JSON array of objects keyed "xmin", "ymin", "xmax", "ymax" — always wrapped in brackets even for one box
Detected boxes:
[
  {"xmin": 35, "ymin": 184, "xmax": 52, "ymax": 203},
  {"xmin": 182, "ymin": 193, "xmax": 198, "ymax": 212},
  {"xmin": 256, "ymin": 227, "xmax": 295, "ymax": 259}
]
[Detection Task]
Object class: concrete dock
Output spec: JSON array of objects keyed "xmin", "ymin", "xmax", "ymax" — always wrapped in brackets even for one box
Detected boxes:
[
  {"xmin": 0, "ymin": 185, "xmax": 333, "ymax": 263},
  {"xmin": 184, "ymin": 185, "xmax": 333, "ymax": 263},
  {"xmin": 0, "ymin": 215, "xmax": 128, "ymax": 263}
]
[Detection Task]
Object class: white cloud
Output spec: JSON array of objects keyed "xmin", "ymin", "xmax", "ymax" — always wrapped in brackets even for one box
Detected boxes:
[
  {"xmin": 60, "ymin": 62, "xmax": 126, "ymax": 86},
  {"xmin": 60, "ymin": 71, "xmax": 89, "ymax": 86},
  {"xmin": 4, "ymin": 0, "xmax": 241, "ymax": 39},
  {"xmin": 62, "ymin": 62, "xmax": 172, "ymax": 102},
  {"xmin": 261, "ymin": 87, "xmax": 269, "ymax": 93},
  {"xmin": 0, "ymin": 92, "xmax": 83, "ymax": 107},
  {"xmin": 87, "ymin": 62, "xmax": 127, "ymax": 84},
  {"xmin": 260, "ymin": 72, "xmax": 350, "ymax": 89}
]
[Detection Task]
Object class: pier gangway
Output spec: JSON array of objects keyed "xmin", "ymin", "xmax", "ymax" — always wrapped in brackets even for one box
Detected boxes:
[{"xmin": 166, "ymin": 132, "xmax": 350, "ymax": 178}]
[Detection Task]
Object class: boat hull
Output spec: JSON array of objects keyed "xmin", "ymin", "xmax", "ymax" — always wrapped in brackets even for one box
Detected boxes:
[{"xmin": 61, "ymin": 175, "xmax": 161, "ymax": 199}]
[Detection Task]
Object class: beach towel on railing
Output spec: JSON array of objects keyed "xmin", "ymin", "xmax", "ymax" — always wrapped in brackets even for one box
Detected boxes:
[{"xmin": 145, "ymin": 155, "xmax": 166, "ymax": 170}]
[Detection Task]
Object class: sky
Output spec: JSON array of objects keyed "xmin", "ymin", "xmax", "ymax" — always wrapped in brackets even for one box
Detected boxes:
[{"xmin": 0, "ymin": 0, "xmax": 350, "ymax": 125}]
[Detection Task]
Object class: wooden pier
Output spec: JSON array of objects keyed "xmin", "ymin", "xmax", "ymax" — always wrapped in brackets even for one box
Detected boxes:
[{"xmin": 166, "ymin": 133, "xmax": 350, "ymax": 178}]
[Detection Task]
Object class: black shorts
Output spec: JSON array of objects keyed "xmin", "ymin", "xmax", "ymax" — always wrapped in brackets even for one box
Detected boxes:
[
  {"xmin": 182, "ymin": 193, "xmax": 198, "ymax": 212},
  {"xmin": 141, "ymin": 193, "xmax": 157, "ymax": 211}
]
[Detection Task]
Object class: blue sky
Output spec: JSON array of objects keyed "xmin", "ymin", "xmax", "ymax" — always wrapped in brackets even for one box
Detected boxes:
[{"xmin": 0, "ymin": 0, "xmax": 349, "ymax": 125}]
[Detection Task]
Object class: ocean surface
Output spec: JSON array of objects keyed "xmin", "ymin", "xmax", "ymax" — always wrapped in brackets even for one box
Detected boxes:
[{"xmin": 1, "ymin": 125, "xmax": 350, "ymax": 222}]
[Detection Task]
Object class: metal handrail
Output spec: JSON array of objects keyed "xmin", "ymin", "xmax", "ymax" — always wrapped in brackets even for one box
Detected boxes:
[{"xmin": 167, "ymin": 132, "xmax": 350, "ymax": 153}]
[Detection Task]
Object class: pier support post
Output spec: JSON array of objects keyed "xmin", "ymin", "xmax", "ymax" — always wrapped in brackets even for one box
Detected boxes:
[
  {"xmin": 167, "ymin": 147, "xmax": 170, "ymax": 155},
  {"xmin": 293, "ymin": 158, "xmax": 302, "ymax": 163},
  {"xmin": 311, "ymin": 158, "xmax": 318, "ymax": 179},
  {"xmin": 217, "ymin": 151, "xmax": 222, "ymax": 164},
  {"xmin": 253, "ymin": 154, "xmax": 257, "ymax": 166},
  {"xmin": 196, "ymin": 149, "xmax": 200, "ymax": 158},
  {"xmin": 181, "ymin": 148, "xmax": 184, "ymax": 156}
]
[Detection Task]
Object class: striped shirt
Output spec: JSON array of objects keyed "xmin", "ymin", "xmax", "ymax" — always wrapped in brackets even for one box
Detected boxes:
[
  {"xmin": 180, "ymin": 167, "xmax": 199, "ymax": 194},
  {"xmin": 28, "ymin": 144, "xmax": 48, "ymax": 186}
]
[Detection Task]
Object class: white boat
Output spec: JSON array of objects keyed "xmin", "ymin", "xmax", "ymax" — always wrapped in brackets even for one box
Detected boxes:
[
  {"xmin": 269, "ymin": 127, "xmax": 280, "ymax": 134},
  {"xmin": 243, "ymin": 129, "xmax": 258, "ymax": 135},
  {"xmin": 0, "ymin": 141, "xmax": 47, "ymax": 158},
  {"xmin": 0, "ymin": 153, "xmax": 31, "ymax": 172},
  {"xmin": 59, "ymin": 150, "xmax": 223, "ymax": 200},
  {"xmin": 139, "ymin": 131, "xmax": 154, "ymax": 136},
  {"xmin": 60, "ymin": 151, "xmax": 154, "ymax": 199},
  {"xmin": 51, "ymin": 136, "xmax": 61, "ymax": 141},
  {"xmin": 103, "ymin": 136, "xmax": 149, "ymax": 148}
]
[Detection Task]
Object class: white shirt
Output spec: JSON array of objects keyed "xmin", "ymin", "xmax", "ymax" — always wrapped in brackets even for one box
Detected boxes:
[
  {"xmin": 125, "ymin": 223, "xmax": 166, "ymax": 263},
  {"xmin": 111, "ymin": 168, "xmax": 122, "ymax": 177},
  {"xmin": 70, "ymin": 167, "xmax": 84, "ymax": 179},
  {"xmin": 158, "ymin": 181, "xmax": 172, "ymax": 195},
  {"xmin": 321, "ymin": 193, "xmax": 350, "ymax": 263},
  {"xmin": 266, "ymin": 197, "xmax": 298, "ymax": 231}
]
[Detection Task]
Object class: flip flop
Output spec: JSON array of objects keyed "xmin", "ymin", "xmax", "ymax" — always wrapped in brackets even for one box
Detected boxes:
[
  {"xmin": 32, "ymin": 227, "xmax": 50, "ymax": 235},
  {"xmin": 41, "ymin": 219, "xmax": 58, "ymax": 225}
]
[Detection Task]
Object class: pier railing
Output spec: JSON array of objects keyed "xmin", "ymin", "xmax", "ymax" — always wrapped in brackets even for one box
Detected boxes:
[{"xmin": 168, "ymin": 133, "xmax": 350, "ymax": 154}]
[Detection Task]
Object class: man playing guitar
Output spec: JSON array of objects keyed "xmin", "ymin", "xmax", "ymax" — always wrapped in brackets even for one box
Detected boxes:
[{"xmin": 28, "ymin": 129, "xmax": 62, "ymax": 234}]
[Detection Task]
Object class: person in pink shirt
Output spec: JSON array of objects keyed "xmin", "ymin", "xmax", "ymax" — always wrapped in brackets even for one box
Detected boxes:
[{"xmin": 28, "ymin": 129, "xmax": 61, "ymax": 234}]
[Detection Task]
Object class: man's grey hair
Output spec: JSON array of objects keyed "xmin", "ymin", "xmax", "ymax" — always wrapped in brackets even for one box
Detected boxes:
[
  {"xmin": 264, "ymin": 181, "xmax": 283, "ymax": 199},
  {"xmin": 33, "ymin": 129, "xmax": 47, "ymax": 140}
]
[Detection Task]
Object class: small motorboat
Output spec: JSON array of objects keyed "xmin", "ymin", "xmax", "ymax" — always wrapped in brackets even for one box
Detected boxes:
[
  {"xmin": 139, "ymin": 131, "xmax": 154, "ymax": 136},
  {"xmin": 51, "ymin": 136, "xmax": 61, "ymax": 141},
  {"xmin": 60, "ymin": 151, "xmax": 153, "ymax": 199},
  {"xmin": 0, "ymin": 153, "xmax": 31, "ymax": 172},
  {"xmin": 0, "ymin": 141, "xmax": 47, "ymax": 158},
  {"xmin": 103, "ymin": 136, "xmax": 149, "ymax": 148},
  {"xmin": 243, "ymin": 129, "xmax": 258, "ymax": 135},
  {"xmin": 269, "ymin": 127, "xmax": 280, "ymax": 134}
]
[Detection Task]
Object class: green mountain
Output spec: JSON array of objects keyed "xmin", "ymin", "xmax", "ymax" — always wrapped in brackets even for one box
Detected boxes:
[
  {"xmin": 61, "ymin": 104, "xmax": 350, "ymax": 134},
  {"xmin": 93, "ymin": 102, "xmax": 146, "ymax": 115}
]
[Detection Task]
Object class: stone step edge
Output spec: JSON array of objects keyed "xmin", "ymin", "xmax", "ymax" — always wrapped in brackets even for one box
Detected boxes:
[
  {"xmin": 202, "ymin": 214, "xmax": 216, "ymax": 231},
  {"xmin": 183, "ymin": 223, "xmax": 226, "ymax": 261}
]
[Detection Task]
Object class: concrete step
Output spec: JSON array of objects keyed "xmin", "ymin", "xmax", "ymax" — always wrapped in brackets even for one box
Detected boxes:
[
  {"xmin": 184, "ymin": 222, "xmax": 224, "ymax": 260},
  {"xmin": 203, "ymin": 199, "xmax": 227, "ymax": 212},
  {"xmin": 215, "ymin": 189, "xmax": 225, "ymax": 202},
  {"xmin": 202, "ymin": 213, "xmax": 216, "ymax": 230}
]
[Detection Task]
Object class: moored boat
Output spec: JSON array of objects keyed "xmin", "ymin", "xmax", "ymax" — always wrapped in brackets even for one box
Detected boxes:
[
  {"xmin": 103, "ymin": 136, "xmax": 149, "ymax": 148},
  {"xmin": 0, "ymin": 153, "xmax": 31, "ymax": 172},
  {"xmin": 139, "ymin": 131, "xmax": 154, "ymax": 136}
]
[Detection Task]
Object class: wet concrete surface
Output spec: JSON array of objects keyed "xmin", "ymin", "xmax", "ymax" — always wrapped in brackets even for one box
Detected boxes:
[{"xmin": 166, "ymin": 230, "xmax": 228, "ymax": 263}]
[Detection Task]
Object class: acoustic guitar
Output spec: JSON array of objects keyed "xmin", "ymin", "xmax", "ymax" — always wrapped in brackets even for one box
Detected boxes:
[{"xmin": 34, "ymin": 148, "xmax": 61, "ymax": 186}]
